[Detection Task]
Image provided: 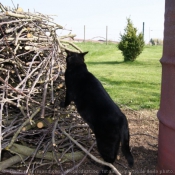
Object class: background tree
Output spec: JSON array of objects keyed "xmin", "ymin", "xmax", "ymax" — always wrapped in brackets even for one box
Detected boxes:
[
  {"xmin": 118, "ymin": 18, "xmax": 145, "ymax": 61},
  {"xmin": 150, "ymin": 38, "xmax": 155, "ymax": 45}
]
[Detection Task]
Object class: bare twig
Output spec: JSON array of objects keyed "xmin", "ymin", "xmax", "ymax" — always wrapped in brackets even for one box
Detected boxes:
[
  {"xmin": 52, "ymin": 118, "xmax": 59, "ymax": 147},
  {"xmin": 59, "ymin": 127, "xmax": 121, "ymax": 175},
  {"xmin": 6, "ymin": 107, "xmax": 41, "ymax": 149},
  {"xmin": 0, "ymin": 2, "xmax": 94, "ymax": 174},
  {"xmin": 64, "ymin": 141, "xmax": 96, "ymax": 175},
  {"xmin": 131, "ymin": 133, "xmax": 157, "ymax": 140}
]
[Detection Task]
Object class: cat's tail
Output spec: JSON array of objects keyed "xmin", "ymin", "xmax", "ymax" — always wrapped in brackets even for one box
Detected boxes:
[{"xmin": 120, "ymin": 121, "xmax": 134, "ymax": 167}]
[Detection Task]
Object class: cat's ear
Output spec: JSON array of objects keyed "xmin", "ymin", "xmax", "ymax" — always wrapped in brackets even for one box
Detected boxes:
[
  {"xmin": 65, "ymin": 50, "xmax": 73, "ymax": 57},
  {"xmin": 79, "ymin": 52, "xmax": 88, "ymax": 62},
  {"xmin": 81, "ymin": 51, "xmax": 88, "ymax": 57}
]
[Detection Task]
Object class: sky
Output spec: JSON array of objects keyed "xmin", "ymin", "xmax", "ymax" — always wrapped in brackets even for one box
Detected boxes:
[{"xmin": 1, "ymin": 0, "xmax": 165, "ymax": 43}]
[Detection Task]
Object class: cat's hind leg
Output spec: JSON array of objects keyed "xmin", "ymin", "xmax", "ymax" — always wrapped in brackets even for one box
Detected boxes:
[{"xmin": 96, "ymin": 136, "xmax": 120, "ymax": 175}]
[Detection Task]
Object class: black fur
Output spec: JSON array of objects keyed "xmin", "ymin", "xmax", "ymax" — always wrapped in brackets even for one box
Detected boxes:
[{"xmin": 61, "ymin": 51, "xmax": 134, "ymax": 174}]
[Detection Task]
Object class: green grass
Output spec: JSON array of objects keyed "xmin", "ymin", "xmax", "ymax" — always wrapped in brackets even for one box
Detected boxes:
[{"xmin": 75, "ymin": 42, "xmax": 162, "ymax": 110}]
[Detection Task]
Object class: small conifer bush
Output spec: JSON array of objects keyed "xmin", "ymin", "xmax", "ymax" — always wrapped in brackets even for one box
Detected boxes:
[{"xmin": 118, "ymin": 18, "xmax": 145, "ymax": 61}]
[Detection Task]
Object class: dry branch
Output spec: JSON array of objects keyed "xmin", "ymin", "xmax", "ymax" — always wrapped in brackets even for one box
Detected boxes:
[
  {"xmin": 6, "ymin": 107, "xmax": 41, "ymax": 149},
  {"xmin": 0, "ymin": 2, "xmax": 103, "ymax": 174},
  {"xmin": 9, "ymin": 143, "xmax": 84, "ymax": 162},
  {"xmin": 0, "ymin": 154, "xmax": 27, "ymax": 171},
  {"xmin": 59, "ymin": 127, "xmax": 122, "ymax": 175},
  {"xmin": 0, "ymin": 2, "xmax": 128, "ymax": 175}
]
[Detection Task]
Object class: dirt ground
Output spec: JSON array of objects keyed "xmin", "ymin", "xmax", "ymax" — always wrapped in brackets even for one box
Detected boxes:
[
  {"xmin": 1, "ymin": 109, "xmax": 159, "ymax": 175},
  {"xmin": 63, "ymin": 109, "xmax": 159, "ymax": 175}
]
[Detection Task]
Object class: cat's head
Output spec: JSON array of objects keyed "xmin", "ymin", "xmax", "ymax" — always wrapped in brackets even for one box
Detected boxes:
[{"xmin": 65, "ymin": 50, "xmax": 88, "ymax": 67}]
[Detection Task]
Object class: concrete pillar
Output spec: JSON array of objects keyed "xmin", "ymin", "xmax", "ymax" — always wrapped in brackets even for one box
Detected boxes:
[{"xmin": 157, "ymin": 0, "xmax": 175, "ymax": 174}]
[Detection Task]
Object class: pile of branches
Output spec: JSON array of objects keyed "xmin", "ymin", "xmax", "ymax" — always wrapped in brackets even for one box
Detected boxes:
[{"xmin": 0, "ymin": 3, "xmax": 100, "ymax": 174}]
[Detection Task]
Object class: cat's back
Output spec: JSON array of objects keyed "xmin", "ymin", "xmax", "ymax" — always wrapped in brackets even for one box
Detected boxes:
[{"xmin": 74, "ymin": 70, "xmax": 120, "ymax": 112}]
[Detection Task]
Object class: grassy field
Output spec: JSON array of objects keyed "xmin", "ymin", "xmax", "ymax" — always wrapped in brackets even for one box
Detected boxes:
[{"xmin": 75, "ymin": 42, "xmax": 163, "ymax": 110}]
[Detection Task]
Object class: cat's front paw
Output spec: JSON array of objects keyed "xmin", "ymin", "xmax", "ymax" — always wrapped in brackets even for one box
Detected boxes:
[{"xmin": 60, "ymin": 101, "xmax": 66, "ymax": 108}]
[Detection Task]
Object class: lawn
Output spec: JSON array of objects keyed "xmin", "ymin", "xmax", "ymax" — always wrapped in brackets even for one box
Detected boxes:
[{"xmin": 75, "ymin": 42, "xmax": 163, "ymax": 110}]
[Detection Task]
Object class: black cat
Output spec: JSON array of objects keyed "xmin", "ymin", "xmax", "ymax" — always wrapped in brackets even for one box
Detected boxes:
[{"xmin": 61, "ymin": 50, "xmax": 134, "ymax": 174}]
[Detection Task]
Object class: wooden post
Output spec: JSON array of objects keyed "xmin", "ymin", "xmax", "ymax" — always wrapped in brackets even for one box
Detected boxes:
[
  {"xmin": 142, "ymin": 22, "xmax": 145, "ymax": 40},
  {"xmin": 106, "ymin": 26, "xmax": 108, "ymax": 45},
  {"xmin": 84, "ymin": 25, "xmax": 85, "ymax": 43}
]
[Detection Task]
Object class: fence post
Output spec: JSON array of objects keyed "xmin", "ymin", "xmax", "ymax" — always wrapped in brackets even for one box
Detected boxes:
[
  {"xmin": 143, "ymin": 22, "xmax": 145, "ymax": 40},
  {"xmin": 106, "ymin": 26, "xmax": 108, "ymax": 45},
  {"xmin": 84, "ymin": 25, "xmax": 85, "ymax": 43}
]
